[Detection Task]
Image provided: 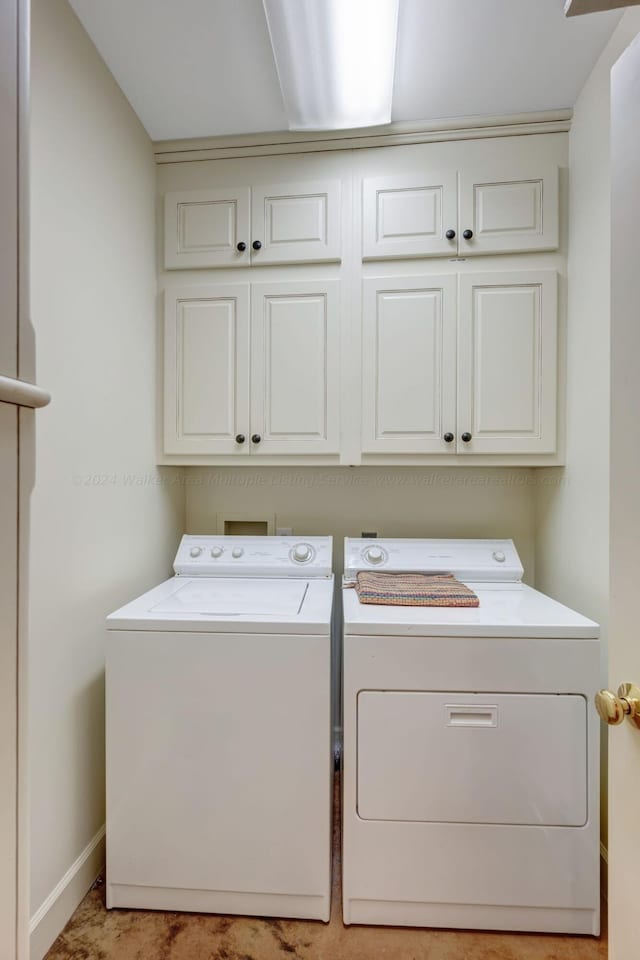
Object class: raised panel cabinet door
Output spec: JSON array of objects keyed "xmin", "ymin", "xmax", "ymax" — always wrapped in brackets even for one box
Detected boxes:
[
  {"xmin": 362, "ymin": 171, "xmax": 458, "ymax": 260},
  {"xmin": 164, "ymin": 284, "xmax": 250, "ymax": 455},
  {"xmin": 458, "ymin": 161, "xmax": 559, "ymax": 255},
  {"xmin": 457, "ymin": 270, "xmax": 558, "ymax": 455},
  {"xmin": 361, "ymin": 276, "xmax": 457, "ymax": 454},
  {"xmin": 250, "ymin": 179, "xmax": 341, "ymax": 264},
  {"xmin": 250, "ymin": 281, "xmax": 340, "ymax": 455},
  {"xmin": 164, "ymin": 187, "xmax": 251, "ymax": 269}
]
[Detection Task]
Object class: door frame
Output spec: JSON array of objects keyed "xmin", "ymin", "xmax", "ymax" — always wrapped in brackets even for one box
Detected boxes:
[{"xmin": 0, "ymin": 0, "xmax": 38, "ymax": 956}]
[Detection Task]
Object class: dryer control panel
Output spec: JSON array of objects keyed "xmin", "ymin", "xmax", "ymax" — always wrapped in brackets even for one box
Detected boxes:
[
  {"xmin": 344, "ymin": 538, "xmax": 523, "ymax": 582},
  {"xmin": 175, "ymin": 535, "xmax": 333, "ymax": 578}
]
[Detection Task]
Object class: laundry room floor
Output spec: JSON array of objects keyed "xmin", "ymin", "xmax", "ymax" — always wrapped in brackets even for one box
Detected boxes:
[{"xmin": 44, "ymin": 778, "xmax": 608, "ymax": 960}]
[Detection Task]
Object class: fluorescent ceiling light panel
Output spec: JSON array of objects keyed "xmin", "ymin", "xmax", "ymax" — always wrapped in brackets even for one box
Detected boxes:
[{"xmin": 262, "ymin": 0, "xmax": 399, "ymax": 131}]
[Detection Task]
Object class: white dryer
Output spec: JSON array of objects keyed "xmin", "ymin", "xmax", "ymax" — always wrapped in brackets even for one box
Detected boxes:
[
  {"xmin": 342, "ymin": 538, "xmax": 600, "ymax": 935},
  {"xmin": 106, "ymin": 535, "xmax": 333, "ymax": 921}
]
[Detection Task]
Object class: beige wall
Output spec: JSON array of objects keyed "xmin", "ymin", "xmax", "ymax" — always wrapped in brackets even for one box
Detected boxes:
[
  {"xmin": 186, "ymin": 467, "xmax": 537, "ymax": 579},
  {"xmin": 29, "ymin": 0, "xmax": 183, "ymax": 952},
  {"xmin": 534, "ymin": 8, "xmax": 640, "ymax": 855}
]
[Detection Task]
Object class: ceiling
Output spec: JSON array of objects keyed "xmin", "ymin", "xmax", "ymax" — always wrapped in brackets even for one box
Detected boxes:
[{"xmin": 68, "ymin": 0, "xmax": 623, "ymax": 142}]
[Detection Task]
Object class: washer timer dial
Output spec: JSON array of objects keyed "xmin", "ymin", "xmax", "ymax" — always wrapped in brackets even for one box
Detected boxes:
[
  {"xmin": 364, "ymin": 545, "xmax": 386, "ymax": 565},
  {"xmin": 291, "ymin": 543, "xmax": 314, "ymax": 563}
]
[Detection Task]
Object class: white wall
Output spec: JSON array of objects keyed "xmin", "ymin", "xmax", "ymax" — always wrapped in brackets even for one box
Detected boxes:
[
  {"xmin": 29, "ymin": 0, "xmax": 184, "ymax": 954},
  {"xmin": 534, "ymin": 8, "xmax": 640, "ymax": 856}
]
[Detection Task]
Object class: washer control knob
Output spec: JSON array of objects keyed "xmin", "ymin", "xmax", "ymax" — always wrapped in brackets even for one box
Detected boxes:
[
  {"xmin": 293, "ymin": 543, "xmax": 312, "ymax": 563},
  {"xmin": 232, "ymin": 546, "xmax": 244, "ymax": 559},
  {"xmin": 493, "ymin": 550, "xmax": 506, "ymax": 563},
  {"xmin": 211, "ymin": 546, "xmax": 223, "ymax": 558},
  {"xmin": 190, "ymin": 546, "xmax": 202, "ymax": 558},
  {"xmin": 365, "ymin": 546, "xmax": 384, "ymax": 565}
]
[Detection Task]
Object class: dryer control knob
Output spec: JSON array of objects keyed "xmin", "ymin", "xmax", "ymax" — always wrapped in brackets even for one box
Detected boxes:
[
  {"xmin": 232, "ymin": 547, "xmax": 244, "ymax": 559},
  {"xmin": 190, "ymin": 546, "xmax": 202, "ymax": 558},
  {"xmin": 493, "ymin": 550, "xmax": 506, "ymax": 563},
  {"xmin": 211, "ymin": 546, "xmax": 223, "ymax": 558},
  {"xmin": 293, "ymin": 543, "xmax": 313, "ymax": 562},
  {"xmin": 365, "ymin": 546, "xmax": 384, "ymax": 564}
]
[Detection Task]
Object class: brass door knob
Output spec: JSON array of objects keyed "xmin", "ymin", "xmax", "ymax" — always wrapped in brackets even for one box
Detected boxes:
[{"xmin": 595, "ymin": 683, "xmax": 640, "ymax": 729}]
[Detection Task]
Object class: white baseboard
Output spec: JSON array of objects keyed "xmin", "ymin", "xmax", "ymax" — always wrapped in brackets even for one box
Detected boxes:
[{"xmin": 29, "ymin": 825, "xmax": 105, "ymax": 960}]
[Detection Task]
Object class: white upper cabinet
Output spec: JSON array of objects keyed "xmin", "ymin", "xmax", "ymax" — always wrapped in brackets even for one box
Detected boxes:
[
  {"xmin": 457, "ymin": 270, "xmax": 558, "ymax": 455},
  {"xmin": 164, "ymin": 284, "xmax": 250, "ymax": 455},
  {"xmin": 361, "ymin": 269, "xmax": 557, "ymax": 458},
  {"xmin": 458, "ymin": 161, "xmax": 559, "ymax": 256},
  {"xmin": 250, "ymin": 281, "xmax": 340, "ymax": 455},
  {"xmin": 250, "ymin": 180, "xmax": 342, "ymax": 265},
  {"xmin": 362, "ymin": 157, "xmax": 559, "ymax": 260},
  {"xmin": 362, "ymin": 172, "xmax": 458, "ymax": 260},
  {"xmin": 164, "ymin": 280, "xmax": 340, "ymax": 458},
  {"xmin": 362, "ymin": 276, "xmax": 457, "ymax": 454},
  {"xmin": 164, "ymin": 188, "xmax": 251, "ymax": 269},
  {"xmin": 160, "ymin": 132, "xmax": 566, "ymax": 464},
  {"xmin": 165, "ymin": 179, "xmax": 341, "ymax": 269}
]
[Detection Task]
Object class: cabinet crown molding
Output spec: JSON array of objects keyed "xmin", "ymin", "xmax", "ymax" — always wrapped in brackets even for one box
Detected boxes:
[{"xmin": 154, "ymin": 110, "xmax": 572, "ymax": 164}]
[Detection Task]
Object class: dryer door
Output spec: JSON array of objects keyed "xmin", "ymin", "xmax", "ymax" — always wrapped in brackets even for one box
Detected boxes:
[{"xmin": 357, "ymin": 691, "xmax": 587, "ymax": 826}]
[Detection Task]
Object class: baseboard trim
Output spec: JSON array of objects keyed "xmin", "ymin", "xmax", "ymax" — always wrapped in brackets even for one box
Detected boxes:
[{"xmin": 29, "ymin": 825, "xmax": 105, "ymax": 960}]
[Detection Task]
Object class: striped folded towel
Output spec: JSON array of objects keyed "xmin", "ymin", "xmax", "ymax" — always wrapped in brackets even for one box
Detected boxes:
[{"xmin": 353, "ymin": 571, "xmax": 479, "ymax": 607}]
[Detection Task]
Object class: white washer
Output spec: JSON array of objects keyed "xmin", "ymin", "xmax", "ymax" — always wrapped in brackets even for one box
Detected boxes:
[
  {"xmin": 106, "ymin": 535, "xmax": 333, "ymax": 921},
  {"xmin": 342, "ymin": 538, "xmax": 600, "ymax": 935}
]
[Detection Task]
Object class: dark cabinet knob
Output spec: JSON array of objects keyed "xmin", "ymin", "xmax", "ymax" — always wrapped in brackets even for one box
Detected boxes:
[
  {"xmin": 235, "ymin": 434, "xmax": 245, "ymax": 444},
  {"xmin": 445, "ymin": 229, "xmax": 456, "ymax": 240},
  {"xmin": 251, "ymin": 433, "xmax": 261, "ymax": 444},
  {"xmin": 461, "ymin": 432, "xmax": 472, "ymax": 442},
  {"xmin": 236, "ymin": 241, "xmax": 247, "ymax": 252},
  {"xmin": 252, "ymin": 240, "xmax": 262, "ymax": 251},
  {"xmin": 444, "ymin": 432, "xmax": 454, "ymax": 443},
  {"xmin": 462, "ymin": 229, "xmax": 473, "ymax": 240}
]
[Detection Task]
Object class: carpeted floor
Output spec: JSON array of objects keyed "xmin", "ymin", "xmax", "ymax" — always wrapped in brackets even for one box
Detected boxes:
[{"xmin": 44, "ymin": 777, "xmax": 607, "ymax": 960}]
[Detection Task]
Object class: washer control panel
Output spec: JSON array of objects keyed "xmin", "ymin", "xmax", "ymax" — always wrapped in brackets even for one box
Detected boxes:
[
  {"xmin": 344, "ymin": 538, "xmax": 523, "ymax": 582},
  {"xmin": 174, "ymin": 535, "xmax": 332, "ymax": 578}
]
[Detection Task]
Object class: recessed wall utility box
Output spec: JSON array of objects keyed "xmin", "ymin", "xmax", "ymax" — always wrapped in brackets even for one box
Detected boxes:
[{"xmin": 216, "ymin": 514, "xmax": 275, "ymax": 536}]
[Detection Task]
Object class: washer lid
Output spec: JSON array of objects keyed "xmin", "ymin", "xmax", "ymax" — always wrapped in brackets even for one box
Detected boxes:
[
  {"xmin": 150, "ymin": 578, "xmax": 308, "ymax": 617},
  {"xmin": 106, "ymin": 575, "xmax": 334, "ymax": 633},
  {"xmin": 344, "ymin": 538, "xmax": 523, "ymax": 582}
]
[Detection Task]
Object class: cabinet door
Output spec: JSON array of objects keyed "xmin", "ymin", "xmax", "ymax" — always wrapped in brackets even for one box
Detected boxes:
[
  {"xmin": 362, "ymin": 276, "xmax": 457, "ymax": 454},
  {"xmin": 164, "ymin": 285, "xmax": 250, "ymax": 455},
  {"xmin": 458, "ymin": 161, "xmax": 559, "ymax": 256},
  {"xmin": 250, "ymin": 180, "xmax": 341, "ymax": 264},
  {"xmin": 362, "ymin": 172, "xmax": 458, "ymax": 260},
  {"xmin": 457, "ymin": 270, "xmax": 557, "ymax": 455},
  {"xmin": 250, "ymin": 281, "xmax": 340, "ymax": 455},
  {"xmin": 164, "ymin": 188, "xmax": 250, "ymax": 268}
]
